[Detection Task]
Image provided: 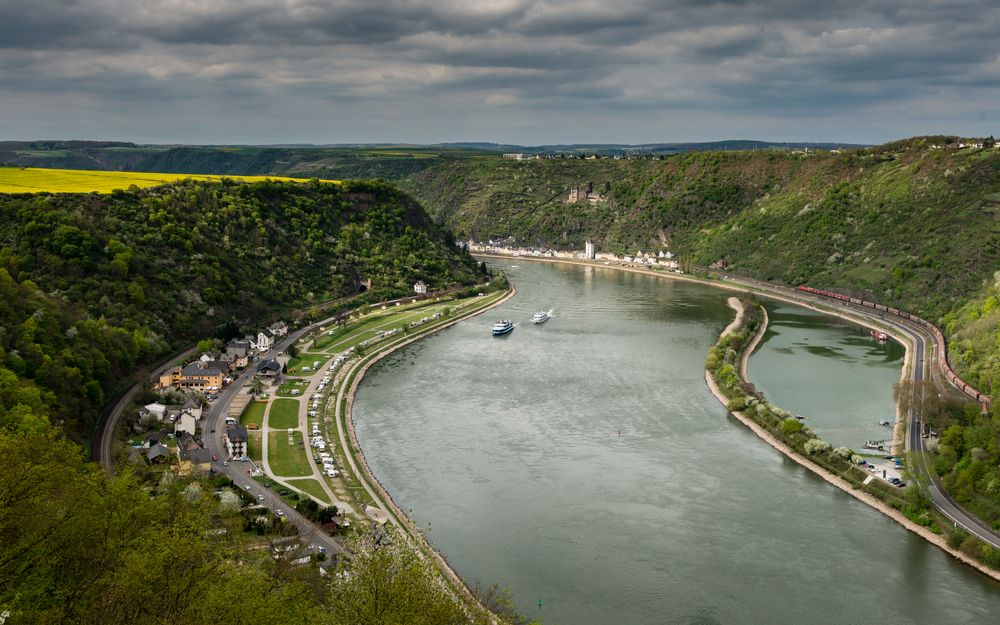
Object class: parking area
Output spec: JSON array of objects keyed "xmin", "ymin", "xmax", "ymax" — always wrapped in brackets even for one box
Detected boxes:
[{"xmin": 860, "ymin": 456, "xmax": 907, "ymax": 488}]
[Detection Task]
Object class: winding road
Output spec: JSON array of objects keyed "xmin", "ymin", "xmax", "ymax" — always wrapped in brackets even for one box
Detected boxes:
[
  {"xmin": 723, "ymin": 275, "xmax": 1000, "ymax": 549},
  {"xmin": 94, "ymin": 315, "xmax": 350, "ymax": 555}
]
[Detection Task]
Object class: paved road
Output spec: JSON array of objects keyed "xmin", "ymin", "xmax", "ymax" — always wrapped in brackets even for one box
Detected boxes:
[
  {"xmin": 726, "ymin": 276, "xmax": 1000, "ymax": 549},
  {"xmin": 202, "ymin": 321, "xmax": 349, "ymax": 556},
  {"xmin": 883, "ymin": 315, "xmax": 1000, "ymax": 549},
  {"xmin": 257, "ymin": 360, "xmax": 350, "ymax": 512}
]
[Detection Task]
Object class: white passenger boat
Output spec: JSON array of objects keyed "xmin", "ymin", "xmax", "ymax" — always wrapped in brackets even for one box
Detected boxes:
[{"xmin": 492, "ymin": 320, "xmax": 514, "ymax": 336}]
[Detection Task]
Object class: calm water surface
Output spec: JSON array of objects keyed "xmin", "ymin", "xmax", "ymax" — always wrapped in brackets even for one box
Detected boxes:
[
  {"xmin": 354, "ymin": 261, "xmax": 999, "ymax": 625},
  {"xmin": 750, "ymin": 301, "xmax": 905, "ymax": 450}
]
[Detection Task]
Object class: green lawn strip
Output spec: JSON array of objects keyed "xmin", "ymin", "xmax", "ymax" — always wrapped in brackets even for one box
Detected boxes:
[
  {"xmin": 241, "ymin": 400, "xmax": 266, "ymax": 428},
  {"xmin": 332, "ymin": 300, "xmax": 467, "ymax": 354},
  {"xmin": 276, "ymin": 378, "xmax": 309, "ymax": 397},
  {"xmin": 286, "ymin": 352, "xmax": 333, "ymax": 374},
  {"xmin": 285, "ymin": 478, "xmax": 331, "ymax": 504},
  {"xmin": 266, "ymin": 430, "xmax": 312, "ymax": 477},
  {"xmin": 315, "ymin": 303, "xmax": 451, "ymax": 353},
  {"xmin": 267, "ymin": 398, "xmax": 301, "ymax": 429},
  {"xmin": 247, "ymin": 431, "xmax": 262, "ymax": 463}
]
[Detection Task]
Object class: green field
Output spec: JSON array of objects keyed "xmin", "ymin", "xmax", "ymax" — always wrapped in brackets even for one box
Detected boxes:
[
  {"xmin": 313, "ymin": 302, "xmax": 456, "ymax": 354},
  {"xmin": 276, "ymin": 378, "xmax": 309, "ymax": 397},
  {"xmin": 267, "ymin": 431, "xmax": 312, "ymax": 477},
  {"xmin": 285, "ymin": 478, "xmax": 331, "ymax": 504},
  {"xmin": 240, "ymin": 401, "xmax": 267, "ymax": 462},
  {"xmin": 0, "ymin": 167, "xmax": 338, "ymax": 193},
  {"xmin": 286, "ymin": 353, "xmax": 333, "ymax": 374},
  {"xmin": 267, "ymin": 399, "xmax": 300, "ymax": 429},
  {"xmin": 240, "ymin": 401, "xmax": 267, "ymax": 428}
]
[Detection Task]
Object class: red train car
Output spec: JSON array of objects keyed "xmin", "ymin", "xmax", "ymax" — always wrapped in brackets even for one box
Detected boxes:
[{"xmin": 799, "ymin": 284, "xmax": 993, "ymax": 411}]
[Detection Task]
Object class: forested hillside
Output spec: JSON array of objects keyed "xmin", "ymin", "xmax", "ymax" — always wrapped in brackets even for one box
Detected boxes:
[
  {"xmin": 0, "ymin": 179, "xmax": 482, "ymax": 439},
  {"xmin": 0, "ymin": 428, "xmax": 508, "ymax": 625},
  {"xmin": 396, "ymin": 139, "xmax": 1000, "ymax": 322}
]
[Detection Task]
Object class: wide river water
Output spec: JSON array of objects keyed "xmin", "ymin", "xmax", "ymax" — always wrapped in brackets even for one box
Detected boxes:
[{"xmin": 354, "ymin": 261, "xmax": 999, "ymax": 625}]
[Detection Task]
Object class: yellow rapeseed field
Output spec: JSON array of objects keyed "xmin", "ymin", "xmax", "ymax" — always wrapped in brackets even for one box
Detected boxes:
[{"xmin": 0, "ymin": 167, "xmax": 338, "ymax": 193}]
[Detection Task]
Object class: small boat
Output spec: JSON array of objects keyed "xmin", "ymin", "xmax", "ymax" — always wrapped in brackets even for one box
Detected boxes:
[
  {"xmin": 532, "ymin": 310, "xmax": 550, "ymax": 324},
  {"xmin": 879, "ymin": 420, "xmax": 891, "ymax": 427},
  {"xmin": 793, "ymin": 414, "xmax": 807, "ymax": 420},
  {"xmin": 870, "ymin": 329, "xmax": 889, "ymax": 342},
  {"xmin": 863, "ymin": 440, "xmax": 886, "ymax": 451},
  {"xmin": 492, "ymin": 320, "xmax": 514, "ymax": 336}
]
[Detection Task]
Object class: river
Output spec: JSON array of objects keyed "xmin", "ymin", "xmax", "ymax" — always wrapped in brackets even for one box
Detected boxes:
[{"xmin": 353, "ymin": 260, "xmax": 999, "ymax": 625}]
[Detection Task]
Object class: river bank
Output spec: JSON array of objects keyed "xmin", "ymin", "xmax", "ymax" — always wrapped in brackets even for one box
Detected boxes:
[
  {"xmin": 338, "ymin": 285, "xmax": 517, "ymax": 612},
  {"xmin": 706, "ymin": 298, "xmax": 1000, "ymax": 583}
]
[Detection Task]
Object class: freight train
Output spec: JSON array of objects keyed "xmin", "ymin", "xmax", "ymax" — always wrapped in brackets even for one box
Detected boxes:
[{"xmin": 796, "ymin": 285, "xmax": 992, "ymax": 411}]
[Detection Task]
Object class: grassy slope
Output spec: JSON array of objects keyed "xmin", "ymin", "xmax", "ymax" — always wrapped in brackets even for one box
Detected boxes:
[{"xmin": 398, "ymin": 141, "xmax": 1000, "ymax": 322}]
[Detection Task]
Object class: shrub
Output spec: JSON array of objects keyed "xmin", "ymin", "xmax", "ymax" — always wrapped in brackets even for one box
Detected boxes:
[
  {"xmin": 726, "ymin": 397, "xmax": 747, "ymax": 411},
  {"xmin": 804, "ymin": 438, "xmax": 832, "ymax": 455},
  {"xmin": 781, "ymin": 417, "xmax": 804, "ymax": 435},
  {"xmin": 833, "ymin": 447, "xmax": 854, "ymax": 460},
  {"xmin": 960, "ymin": 534, "xmax": 981, "ymax": 558},
  {"xmin": 947, "ymin": 527, "xmax": 970, "ymax": 549}
]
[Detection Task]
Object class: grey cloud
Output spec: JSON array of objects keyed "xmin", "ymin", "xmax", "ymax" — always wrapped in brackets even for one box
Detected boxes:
[{"xmin": 1, "ymin": 0, "xmax": 999, "ymax": 144}]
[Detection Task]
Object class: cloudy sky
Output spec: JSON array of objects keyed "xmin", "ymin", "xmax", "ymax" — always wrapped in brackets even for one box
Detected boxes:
[{"xmin": 2, "ymin": 0, "xmax": 999, "ymax": 145}]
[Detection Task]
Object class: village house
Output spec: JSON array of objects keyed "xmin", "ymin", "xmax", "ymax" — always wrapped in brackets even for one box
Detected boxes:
[
  {"xmin": 174, "ymin": 411, "xmax": 198, "ymax": 437},
  {"xmin": 177, "ymin": 433, "xmax": 212, "ymax": 466},
  {"xmin": 225, "ymin": 423, "xmax": 248, "ymax": 458},
  {"xmin": 204, "ymin": 359, "xmax": 232, "ymax": 375},
  {"xmin": 140, "ymin": 402, "xmax": 167, "ymax": 421},
  {"xmin": 159, "ymin": 361, "xmax": 224, "ymax": 391},
  {"xmin": 183, "ymin": 397, "xmax": 203, "ymax": 419},
  {"xmin": 146, "ymin": 443, "xmax": 170, "ymax": 464},
  {"xmin": 225, "ymin": 339, "xmax": 251, "ymax": 369},
  {"xmin": 257, "ymin": 328, "xmax": 275, "ymax": 353},
  {"xmin": 413, "ymin": 280, "xmax": 428, "ymax": 295},
  {"xmin": 256, "ymin": 358, "xmax": 282, "ymax": 384}
]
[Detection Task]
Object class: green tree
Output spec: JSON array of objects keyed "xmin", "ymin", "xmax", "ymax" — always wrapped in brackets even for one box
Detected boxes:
[
  {"xmin": 781, "ymin": 417, "xmax": 804, "ymax": 435},
  {"xmin": 326, "ymin": 538, "xmax": 466, "ymax": 625}
]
